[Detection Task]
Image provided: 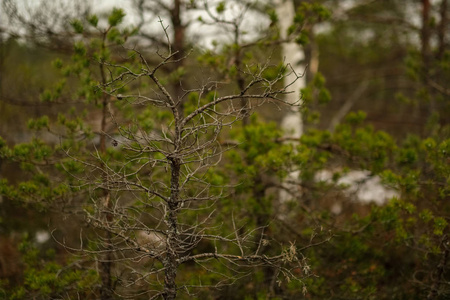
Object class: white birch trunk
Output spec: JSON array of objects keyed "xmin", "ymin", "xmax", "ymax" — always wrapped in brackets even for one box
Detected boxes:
[
  {"xmin": 275, "ymin": 0, "xmax": 305, "ymax": 139},
  {"xmin": 275, "ymin": 0, "xmax": 305, "ymax": 203}
]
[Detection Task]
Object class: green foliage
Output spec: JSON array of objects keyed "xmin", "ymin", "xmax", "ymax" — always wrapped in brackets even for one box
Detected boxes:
[
  {"xmin": 51, "ymin": 58, "xmax": 63, "ymax": 69},
  {"xmin": 87, "ymin": 14, "xmax": 99, "ymax": 27},
  {"xmin": 70, "ymin": 19, "xmax": 84, "ymax": 34},
  {"xmin": 73, "ymin": 41, "xmax": 86, "ymax": 57},
  {"xmin": 301, "ymin": 72, "xmax": 332, "ymax": 124},
  {"xmin": 107, "ymin": 27, "xmax": 125, "ymax": 45},
  {"xmin": 267, "ymin": 9, "xmax": 278, "ymax": 24},
  {"xmin": 288, "ymin": 2, "xmax": 330, "ymax": 41},
  {"xmin": 108, "ymin": 7, "xmax": 125, "ymax": 26},
  {"xmin": 216, "ymin": 2, "xmax": 226, "ymax": 14},
  {"xmin": 7, "ymin": 237, "xmax": 99, "ymax": 299}
]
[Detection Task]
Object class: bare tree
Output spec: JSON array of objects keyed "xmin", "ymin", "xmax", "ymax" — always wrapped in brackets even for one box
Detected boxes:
[{"xmin": 54, "ymin": 20, "xmax": 311, "ymax": 299}]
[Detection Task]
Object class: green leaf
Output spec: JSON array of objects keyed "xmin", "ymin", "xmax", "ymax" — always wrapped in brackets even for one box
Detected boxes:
[
  {"xmin": 52, "ymin": 58, "xmax": 63, "ymax": 69},
  {"xmin": 70, "ymin": 19, "xmax": 83, "ymax": 33},
  {"xmin": 268, "ymin": 9, "xmax": 278, "ymax": 24},
  {"xmin": 108, "ymin": 8, "xmax": 125, "ymax": 26},
  {"xmin": 433, "ymin": 217, "xmax": 448, "ymax": 235},
  {"xmin": 73, "ymin": 41, "xmax": 86, "ymax": 56},
  {"xmin": 88, "ymin": 14, "xmax": 99, "ymax": 27},
  {"xmin": 345, "ymin": 111, "xmax": 367, "ymax": 125},
  {"xmin": 216, "ymin": 2, "xmax": 226, "ymax": 14}
]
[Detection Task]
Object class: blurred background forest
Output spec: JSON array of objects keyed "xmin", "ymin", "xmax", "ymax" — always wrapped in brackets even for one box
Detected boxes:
[{"xmin": 0, "ymin": 0, "xmax": 449, "ymax": 299}]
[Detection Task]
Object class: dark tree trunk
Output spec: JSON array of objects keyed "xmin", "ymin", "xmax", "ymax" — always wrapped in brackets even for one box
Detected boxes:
[
  {"xmin": 99, "ymin": 36, "xmax": 114, "ymax": 300},
  {"xmin": 421, "ymin": 0, "xmax": 431, "ymax": 69},
  {"xmin": 171, "ymin": 0, "xmax": 186, "ymax": 117},
  {"xmin": 437, "ymin": 0, "xmax": 448, "ymax": 59},
  {"xmin": 163, "ymin": 157, "xmax": 181, "ymax": 300}
]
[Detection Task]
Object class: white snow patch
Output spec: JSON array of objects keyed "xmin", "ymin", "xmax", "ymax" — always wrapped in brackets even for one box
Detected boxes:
[
  {"xmin": 35, "ymin": 230, "xmax": 50, "ymax": 244},
  {"xmin": 316, "ymin": 169, "xmax": 398, "ymax": 205}
]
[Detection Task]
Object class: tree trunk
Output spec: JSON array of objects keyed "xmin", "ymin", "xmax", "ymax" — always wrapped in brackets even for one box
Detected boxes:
[
  {"xmin": 99, "ymin": 35, "xmax": 114, "ymax": 300},
  {"xmin": 437, "ymin": 0, "xmax": 448, "ymax": 59},
  {"xmin": 420, "ymin": 0, "xmax": 437, "ymax": 117},
  {"xmin": 276, "ymin": 0, "xmax": 305, "ymax": 140},
  {"xmin": 163, "ymin": 157, "xmax": 181, "ymax": 300},
  {"xmin": 171, "ymin": 0, "xmax": 186, "ymax": 117},
  {"xmin": 276, "ymin": 0, "xmax": 306, "ymax": 203},
  {"xmin": 421, "ymin": 0, "xmax": 431, "ymax": 70}
]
